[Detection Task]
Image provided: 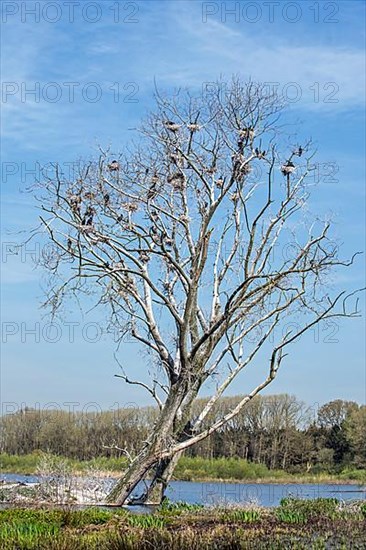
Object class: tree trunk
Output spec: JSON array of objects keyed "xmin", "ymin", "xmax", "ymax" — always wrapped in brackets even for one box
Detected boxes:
[
  {"xmin": 128, "ymin": 451, "xmax": 183, "ymax": 505},
  {"xmin": 106, "ymin": 379, "xmax": 201, "ymax": 505},
  {"xmin": 106, "ymin": 384, "xmax": 186, "ymax": 505},
  {"xmin": 105, "ymin": 447, "xmax": 160, "ymax": 505}
]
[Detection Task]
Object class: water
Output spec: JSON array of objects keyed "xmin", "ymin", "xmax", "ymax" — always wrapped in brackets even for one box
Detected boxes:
[
  {"xmin": 164, "ymin": 480, "xmax": 366, "ymax": 507},
  {"xmin": 1, "ymin": 473, "xmax": 365, "ymax": 508}
]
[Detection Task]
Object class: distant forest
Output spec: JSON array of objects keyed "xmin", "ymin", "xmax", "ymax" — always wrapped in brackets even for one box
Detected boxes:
[{"xmin": 1, "ymin": 395, "xmax": 365, "ymax": 473}]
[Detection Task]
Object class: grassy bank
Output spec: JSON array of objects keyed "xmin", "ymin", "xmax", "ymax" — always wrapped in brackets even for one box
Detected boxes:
[
  {"xmin": 1, "ymin": 453, "xmax": 365, "ymax": 484},
  {"xmin": 174, "ymin": 456, "xmax": 366, "ymax": 484},
  {"xmin": 0, "ymin": 453, "xmax": 128, "ymax": 476},
  {"xmin": 0, "ymin": 498, "xmax": 365, "ymax": 549}
]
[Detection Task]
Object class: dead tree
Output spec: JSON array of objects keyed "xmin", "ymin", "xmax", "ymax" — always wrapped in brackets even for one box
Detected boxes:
[{"xmin": 35, "ymin": 78, "xmax": 362, "ymax": 505}]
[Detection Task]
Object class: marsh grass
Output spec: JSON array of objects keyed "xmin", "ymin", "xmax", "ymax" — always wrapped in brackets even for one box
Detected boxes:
[
  {"xmin": 220, "ymin": 508, "xmax": 261, "ymax": 523},
  {"xmin": 159, "ymin": 499, "xmax": 204, "ymax": 513},
  {"xmin": 278, "ymin": 497, "xmax": 339, "ymax": 521},
  {"xmin": 1, "ymin": 499, "xmax": 365, "ymax": 549},
  {"xmin": 127, "ymin": 514, "xmax": 166, "ymax": 529}
]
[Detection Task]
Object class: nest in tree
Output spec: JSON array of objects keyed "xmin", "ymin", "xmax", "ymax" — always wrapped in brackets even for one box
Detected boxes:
[
  {"xmin": 232, "ymin": 153, "xmax": 252, "ymax": 181},
  {"xmin": 69, "ymin": 193, "xmax": 81, "ymax": 210},
  {"xmin": 163, "ymin": 120, "xmax": 180, "ymax": 132},
  {"xmin": 80, "ymin": 223, "xmax": 94, "ymax": 234},
  {"xmin": 123, "ymin": 202, "xmax": 139, "ymax": 212},
  {"xmin": 107, "ymin": 160, "xmax": 120, "ymax": 172},
  {"xmin": 232, "ymin": 152, "xmax": 245, "ymax": 164},
  {"xmin": 163, "ymin": 236, "xmax": 173, "ymax": 247},
  {"xmin": 167, "ymin": 172, "xmax": 185, "ymax": 190},
  {"xmin": 122, "ymin": 275, "xmax": 135, "ymax": 288},
  {"xmin": 169, "ymin": 153, "xmax": 183, "ymax": 166},
  {"xmin": 139, "ymin": 251, "xmax": 150, "ymax": 263},
  {"xmin": 235, "ymin": 165, "xmax": 251, "ymax": 183},
  {"xmin": 281, "ymin": 161, "xmax": 296, "ymax": 175},
  {"xmin": 187, "ymin": 123, "xmax": 200, "ymax": 132}
]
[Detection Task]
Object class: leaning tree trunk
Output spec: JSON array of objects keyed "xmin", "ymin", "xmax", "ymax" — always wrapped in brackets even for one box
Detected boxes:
[
  {"xmin": 106, "ymin": 383, "xmax": 187, "ymax": 505},
  {"xmin": 105, "ymin": 380, "xmax": 200, "ymax": 505},
  {"xmin": 128, "ymin": 451, "xmax": 183, "ymax": 505},
  {"xmin": 105, "ymin": 447, "xmax": 160, "ymax": 505}
]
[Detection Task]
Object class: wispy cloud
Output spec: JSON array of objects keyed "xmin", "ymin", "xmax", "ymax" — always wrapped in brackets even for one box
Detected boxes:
[{"xmin": 1, "ymin": 0, "xmax": 364, "ymax": 405}]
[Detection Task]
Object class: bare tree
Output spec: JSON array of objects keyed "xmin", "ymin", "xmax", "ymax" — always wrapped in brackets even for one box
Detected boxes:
[{"xmin": 33, "ymin": 78, "xmax": 362, "ymax": 505}]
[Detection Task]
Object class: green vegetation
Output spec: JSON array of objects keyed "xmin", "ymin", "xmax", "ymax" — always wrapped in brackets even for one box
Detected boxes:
[
  {"xmin": 1, "ymin": 453, "xmax": 365, "ymax": 484},
  {"xmin": 0, "ymin": 499, "xmax": 365, "ymax": 550},
  {"xmin": 1, "ymin": 395, "xmax": 365, "ymax": 481},
  {"xmin": 220, "ymin": 508, "xmax": 261, "ymax": 523},
  {"xmin": 175, "ymin": 456, "xmax": 274, "ymax": 481},
  {"xmin": 275, "ymin": 497, "xmax": 338, "ymax": 524},
  {"xmin": 174, "ymin": 456, "xmax": 365, "ymax": 483},
  {"xmin": 1, "ymin": 395, "xmax": 365, "ymax": 502},
  {"xmin": 126, "ymin": 514, "xmax": 166, "ymax": 529},
  {"xmin": 160, "ymin": 499, "xmax": 203, "ymax": 513},
  {"xmin": 0, "ymin": 453, "xmax": 128, "ymax": 476}
]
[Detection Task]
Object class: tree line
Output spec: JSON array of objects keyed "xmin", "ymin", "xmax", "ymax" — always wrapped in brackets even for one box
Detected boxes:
[{"xmin": 1, "ymin": 394, "xmax": 364, "ymax": 473}]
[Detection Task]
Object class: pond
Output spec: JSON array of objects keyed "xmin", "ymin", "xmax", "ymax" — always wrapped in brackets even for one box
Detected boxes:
[{"xmin": 1, "ymin": 473, "xmax": 365, "ymax": 508}]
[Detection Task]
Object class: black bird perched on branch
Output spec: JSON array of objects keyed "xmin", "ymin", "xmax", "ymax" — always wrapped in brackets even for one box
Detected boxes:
[
  {"xmin": 108, "ymin": 160, "xmax": 120, "ymax": 172},
  {"xmin": 281, "ymin": 160, "xmax": 296, "ymax": 175},
  {"xmin": 82, "ymin": 206, "xmax": 95, "ymax": 225},
  {"xmin": 255, "ymin": 148, "xmax": 266, "ymax": 159},
  {"xmin": 163, "ymin": 120, "xmax": 180, "ymax": 132},
  {"xmin": 147, "ymin": 188, "xmax": 156, "ymax": 200}
]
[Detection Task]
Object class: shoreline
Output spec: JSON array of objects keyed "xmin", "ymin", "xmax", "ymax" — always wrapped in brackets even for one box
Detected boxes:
[{"xmin": 1, "ymin": 469, "xmax": 364, "ymax": 486}]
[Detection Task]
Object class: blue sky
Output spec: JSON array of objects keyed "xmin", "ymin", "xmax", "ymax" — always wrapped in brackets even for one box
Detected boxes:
[{"xmin": 1, "ymin": 0, "xmax": 365, "ymax": 412}]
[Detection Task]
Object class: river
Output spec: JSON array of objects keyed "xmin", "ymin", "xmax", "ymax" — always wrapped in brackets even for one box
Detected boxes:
[{"xmin": 1, "ymin": 473, "xmax": 365, "ymax": 508}]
